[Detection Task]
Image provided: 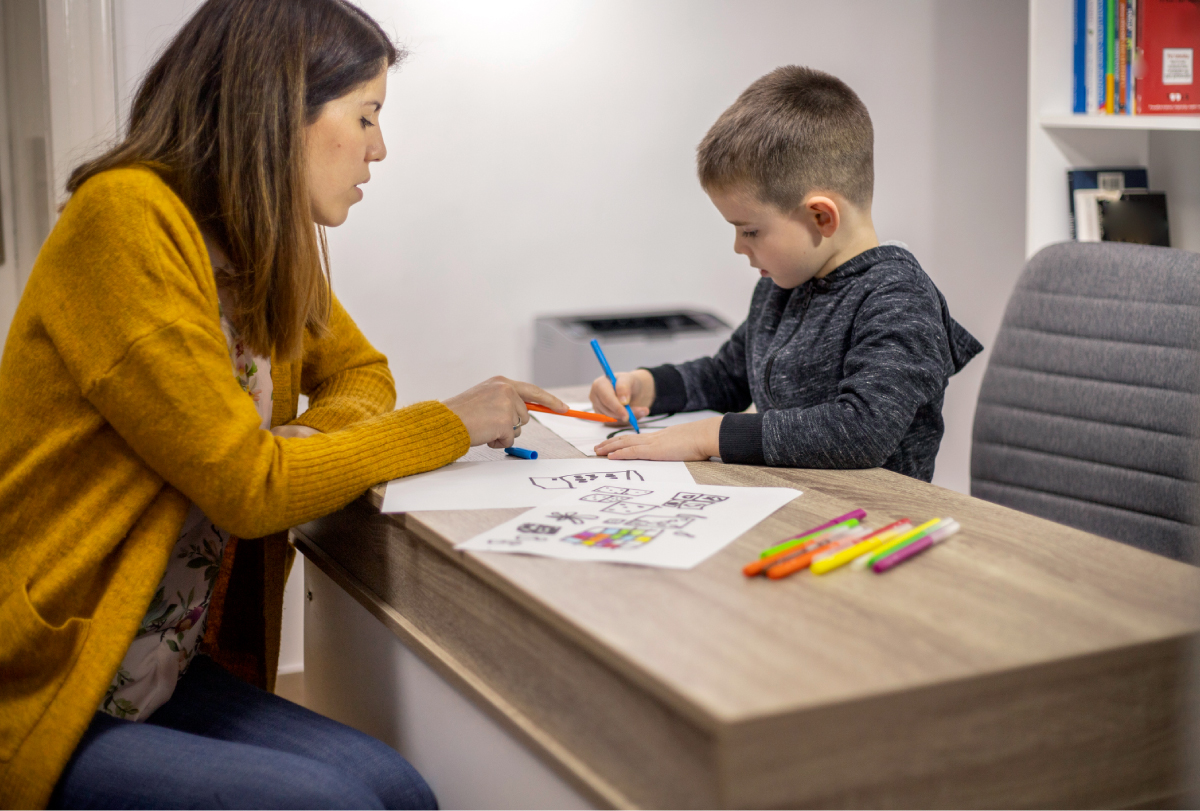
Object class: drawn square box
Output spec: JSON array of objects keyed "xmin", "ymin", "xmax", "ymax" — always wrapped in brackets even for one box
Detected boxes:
[{"xmin": 600, "ymin": 501, "xmax": 657, "ymax": 516}]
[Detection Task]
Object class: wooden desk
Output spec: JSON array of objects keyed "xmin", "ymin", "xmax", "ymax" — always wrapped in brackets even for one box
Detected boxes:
[{"xmin": 295, "ymin": 390, "xmax": 1200, "ymax": 808}]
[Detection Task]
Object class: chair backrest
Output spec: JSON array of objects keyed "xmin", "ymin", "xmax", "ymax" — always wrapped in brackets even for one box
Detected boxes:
[{"xmin": 971, "ymin": 241, "xmax": 1200, "ymax": 562}]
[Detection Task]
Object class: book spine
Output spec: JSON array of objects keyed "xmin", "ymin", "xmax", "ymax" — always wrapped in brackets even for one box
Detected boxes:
[
  {"xmin": 1075, "ymin": 0, "xmax": 1089, "ymax": 112},
  {"xmin": 1134, "ymin": 0, "xmax": 1144, "ymax": 113},
  {"xmin": 1087, "ymin": 0, "xmax": 1101, "ymax": 112},
  {"xmin": 1105, "ymin": 0, "xmax": 1115, "ymax": 113},
  {"xmin": 1127, "ymin": 0, "xmax": 1137, "ymax": 114},
  {"xmin": 1117, "ymin": 0, "xmax": 1127, "ymax": 113},
  {"xmin": 1108, "ymin": 0, "xmax": 1118, "ymax": 113}
]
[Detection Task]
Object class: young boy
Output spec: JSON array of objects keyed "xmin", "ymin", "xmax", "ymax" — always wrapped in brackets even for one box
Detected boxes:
[{"xmin": 591, "ymin": 66, "xmax": 981, "ymax": 482}]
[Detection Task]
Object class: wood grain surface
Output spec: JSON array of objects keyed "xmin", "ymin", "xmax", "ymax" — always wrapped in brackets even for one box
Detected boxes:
[{"xmin": 299, "ymin": 387, "xmax": 1200, "ymax": 808}]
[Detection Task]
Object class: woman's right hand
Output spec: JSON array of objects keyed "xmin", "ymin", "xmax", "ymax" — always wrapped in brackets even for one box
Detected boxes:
[
  {"xmin": 589, "ymin": 369, "xmax": 654, "ymax": 424},
  {"xmin": 443, "ymin": 376, "xmax": 567, "ymax": 449}
]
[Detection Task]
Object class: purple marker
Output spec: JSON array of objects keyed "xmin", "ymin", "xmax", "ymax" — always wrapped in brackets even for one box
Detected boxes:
[{"xmin": 872, "ymin": 520, "xmax": 961, "ymax": 573}]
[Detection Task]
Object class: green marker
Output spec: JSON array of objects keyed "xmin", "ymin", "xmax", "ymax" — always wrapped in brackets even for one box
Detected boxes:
[
  {"xmin": 860, "ymin": 518, "xmax": 946, "ymax": 569},
  {"xmin": 759, "ymin": 519, "xmax": 860, "ymax": 559}
]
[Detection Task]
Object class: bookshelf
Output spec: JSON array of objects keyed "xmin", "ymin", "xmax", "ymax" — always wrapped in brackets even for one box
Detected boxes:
[{"xmin": 1027, "ymin": 0, "xmax": 1200, "ymax": 256}]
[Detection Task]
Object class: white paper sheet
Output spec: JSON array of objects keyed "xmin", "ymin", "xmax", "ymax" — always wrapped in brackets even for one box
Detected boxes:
[
  {"xmin": 532, "ymin": 402, "xmax": 724, "ymax": 457},
  {"xmin": 380, "ymin": 458, "xmax": 695, "ymax": 513},
  {"xmin": 456, "ymin": 482, "xmax": 801, "ymax": 569}
]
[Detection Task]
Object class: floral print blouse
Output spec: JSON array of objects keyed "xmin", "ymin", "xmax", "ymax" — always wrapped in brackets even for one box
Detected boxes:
[{"xmin": 101, "ymin": 268, "xmax": 272, "ymax": 721}]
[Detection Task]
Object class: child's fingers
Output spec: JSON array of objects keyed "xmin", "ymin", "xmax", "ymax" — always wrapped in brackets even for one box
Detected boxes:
[
  {"xmin": 594, "ymin": 433, "xmax": 651, "ymax": 455},
  {"xmin": 589, "ymin": 376, "xmax": 628, "ymax": 421},
  {"xmin": 614, "ymin": 374, "xmax": 635, "ymax": 406}
]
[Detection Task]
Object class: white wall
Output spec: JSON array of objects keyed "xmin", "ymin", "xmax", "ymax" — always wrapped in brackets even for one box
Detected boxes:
[{"xmin": 112, "ymin": 0, "xmax": 1028, "ymax": 498}]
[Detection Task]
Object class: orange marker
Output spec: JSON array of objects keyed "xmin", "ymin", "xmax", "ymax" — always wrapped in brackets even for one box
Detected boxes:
[
  {"xmin": 742, "ymin": 524, "xmax": 858, "ymax": 577},
  {"xmin": 524, "ymin": 402, "xmax": 618, "ymax": 423},
  {"xmin": 765, "ymin": 530, "xmax": 870, "ymax": 580}
]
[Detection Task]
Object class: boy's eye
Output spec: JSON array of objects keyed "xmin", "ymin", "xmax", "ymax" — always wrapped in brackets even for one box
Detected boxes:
[{"xmin": 741, "ymin": 230, "xmax": 758, "ymax": 238}]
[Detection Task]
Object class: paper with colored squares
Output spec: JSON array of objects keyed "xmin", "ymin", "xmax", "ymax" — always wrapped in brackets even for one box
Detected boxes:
[{"xmin": 457, "ymin": 482, "xmax": 801, "ymax": 569}]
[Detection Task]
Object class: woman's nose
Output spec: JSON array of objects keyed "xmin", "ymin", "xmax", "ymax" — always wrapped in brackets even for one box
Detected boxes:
[{"xmin": 368, "ymin": 132, "xmax": 387, "ymax": 163}]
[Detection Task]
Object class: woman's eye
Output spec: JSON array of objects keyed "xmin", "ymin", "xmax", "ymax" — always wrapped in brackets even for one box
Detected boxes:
[{"xmin": 360, "ymin": 116, "xmax": 375, "ymax": 128}]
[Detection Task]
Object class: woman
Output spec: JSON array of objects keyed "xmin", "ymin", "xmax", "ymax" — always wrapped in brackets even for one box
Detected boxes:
[{"xmin": 0, "ymin": 0, "xmax": 564, "ymax": 807}]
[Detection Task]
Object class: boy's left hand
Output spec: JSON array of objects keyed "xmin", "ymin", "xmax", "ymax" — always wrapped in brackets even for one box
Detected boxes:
[{"xmin": 594, "ymin": 416, "xmax": 722, "ymax": 461}]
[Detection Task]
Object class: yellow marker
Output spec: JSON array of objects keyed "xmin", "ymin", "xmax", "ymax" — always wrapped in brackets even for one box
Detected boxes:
[
  {"xmin": 812, "ymin": 527, "xmax": 907, "ymax": 575},
  {"xmin": 852, "ymin": 517, "xmax": 943, "ymax": 571}
]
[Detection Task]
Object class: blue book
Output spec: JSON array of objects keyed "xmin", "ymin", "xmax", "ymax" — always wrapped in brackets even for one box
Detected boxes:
[{"xmin": 1074, "ymin": 0, "xmax": 1088, "ymax": 113}]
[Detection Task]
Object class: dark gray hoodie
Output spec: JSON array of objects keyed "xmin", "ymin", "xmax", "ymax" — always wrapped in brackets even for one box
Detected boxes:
[{"xmin": 648, "ymin": 244, "xmax": 982, "ymax": 481}]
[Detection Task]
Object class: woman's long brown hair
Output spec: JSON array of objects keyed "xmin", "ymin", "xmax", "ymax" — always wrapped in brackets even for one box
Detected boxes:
[{"xmin": 67, "ymin": 0, "xmax": 400, "ymax": 360}]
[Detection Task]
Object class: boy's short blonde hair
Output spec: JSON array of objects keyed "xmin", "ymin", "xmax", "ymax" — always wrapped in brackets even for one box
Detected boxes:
[{"xmin": 697, "ymin": 66, "xmax": 874, "ymax": 211}]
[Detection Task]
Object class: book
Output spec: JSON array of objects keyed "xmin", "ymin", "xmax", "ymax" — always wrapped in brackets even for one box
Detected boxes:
[
  {"xmin": 1098, "ymin": 0, "xmax": 1108, "ymax": 111},
  {"xmin": 1107, "ymin": 0, "xmax": 1116, "ymax": 113},
  {"xmin": 1136, "ymin": 0, "xmax": 1200, "ymax": 114},
  {"xmin": 1098, "ymin": 191, "xmax": 1170, "ymax": 246},
  {"xmin": 1118, "ymin": 0, "xmax": 1128, "ymax": 113},
  {"xmin": 1067, "ymin": 167, "xmax": 1148, "ymax": 238},
  {"xmin": 1075, "ymin": 0, "xmax": 1089, "ymax": 112},
  {"xmin": 1127, "ymin": 0, "xmax": 1137, "ymax": 113},
  {"xmin": 1087, "ymin": 0, "xmax": 1101, "ymax": 112}
]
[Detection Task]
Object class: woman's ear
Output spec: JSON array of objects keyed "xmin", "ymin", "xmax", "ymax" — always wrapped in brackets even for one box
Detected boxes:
[{"xmin": 803, "ymin": 195, "xmax": 840, "ymax": 239}]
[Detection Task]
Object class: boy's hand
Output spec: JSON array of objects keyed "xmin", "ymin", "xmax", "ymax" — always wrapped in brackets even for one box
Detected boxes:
[
  {"xmin": 589, "ymin": 369, "xmax": 654, "ymax": 424},
  {"xmin": 594, "ymin": 415, "xmax": 722, "ymax": 461}
]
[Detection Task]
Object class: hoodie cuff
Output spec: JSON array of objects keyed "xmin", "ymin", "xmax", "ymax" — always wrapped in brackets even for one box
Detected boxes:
[
  {"xmin": 646, "ymin": 365, "xmax": 688, "ymax": 414},
  {"xmin": 719, "ymin": 412, "xmax": 765, "ymax": 465}
]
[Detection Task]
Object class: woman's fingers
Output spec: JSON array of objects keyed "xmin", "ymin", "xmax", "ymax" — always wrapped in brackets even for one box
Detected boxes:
[
  {"xmin": 513, "ymin": 381, "xmax": 567, "ymax": 414},
  {"xmin": 445, "ymin": 376, "xmax": 561, "ymax": 448}
]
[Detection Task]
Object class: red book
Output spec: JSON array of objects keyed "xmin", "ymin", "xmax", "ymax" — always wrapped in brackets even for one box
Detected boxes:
[{"xmin": 1137, "ymin": 0, "xmax": 1200, "ymax": 113}]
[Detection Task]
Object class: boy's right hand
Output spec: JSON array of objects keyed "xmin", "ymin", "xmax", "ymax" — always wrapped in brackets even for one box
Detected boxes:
[{"xmin": 589, "ymin": 369, "xmax": 655, "ymax": 424}]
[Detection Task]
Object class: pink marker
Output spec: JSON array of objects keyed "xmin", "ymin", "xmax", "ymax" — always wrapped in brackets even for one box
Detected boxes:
[{"xmin": 872, "ymin": 520, "xmax": 961, "ymax": 573}]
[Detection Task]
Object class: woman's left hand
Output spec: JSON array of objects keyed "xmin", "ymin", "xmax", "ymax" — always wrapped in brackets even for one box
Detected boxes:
[
  {"xmin": 593, "ymin": 416, "xmax": 722, "ymax": 461},
  {"xmin": 271, "ymin": 425, "xmax": 322, "ymax": 439}
]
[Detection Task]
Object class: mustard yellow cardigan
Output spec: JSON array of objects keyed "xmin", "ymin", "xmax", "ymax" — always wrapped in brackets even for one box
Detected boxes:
[{"xmin": 0, "ymin": 166, "xmax": 470, "ymax": 809}]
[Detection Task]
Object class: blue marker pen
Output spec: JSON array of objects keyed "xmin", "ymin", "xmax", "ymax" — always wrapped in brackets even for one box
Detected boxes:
[
  {"xmin": 505, "ymin": 447, "xmax": 538, "ymax": 460},
  {"xmin": 589, "ymin": 338, "xmax": 640, "ymax": 433}
]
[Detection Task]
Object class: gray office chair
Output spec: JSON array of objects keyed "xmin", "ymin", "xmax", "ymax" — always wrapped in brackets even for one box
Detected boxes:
[{"xmin": 971, "ymin": 241, "xmax": 1200, "ymax": 562}]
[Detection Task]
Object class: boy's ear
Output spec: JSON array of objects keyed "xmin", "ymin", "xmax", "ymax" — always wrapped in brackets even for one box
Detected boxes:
[{"xmin": 799, "ymin": 195, "xmax": 840, "ymax": 239}]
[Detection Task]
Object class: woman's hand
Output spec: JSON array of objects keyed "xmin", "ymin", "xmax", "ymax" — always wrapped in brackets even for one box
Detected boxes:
[
  {"xmin": 594, "ymin": 415, "xmax": 722, "ymax": 461},
  {"xmin": 589, "ymin": 368, "xmax": 654, "ymax": 424},
  {"xmin": 443, "ymin": 377, "xmax": 567, "ymax": 449},
  {"xmin": 271, "ymin": 425, "xmax": 322, "ymax": 439}
]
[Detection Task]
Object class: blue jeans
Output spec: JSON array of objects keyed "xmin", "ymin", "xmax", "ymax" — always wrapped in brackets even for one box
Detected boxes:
[{"xmin": 50, "ymin": 656, "xmax": 437, "ymax": 809}]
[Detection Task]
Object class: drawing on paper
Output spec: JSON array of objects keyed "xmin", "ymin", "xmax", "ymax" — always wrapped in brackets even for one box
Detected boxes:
[
  {"xmin": 579, "ymin": 493, "xmax": 630, "ymax": 504},
  {"xmin": 565, "ymin": 525, "xmax": 661, "ymax": 550},
  {"xmin": 579, "ymin": 485, "xmax": 655, "ymax": 504},
  {"xmin": 663, "ymin": 492, "xmax": 730, "ymax": 510},
  {"xmin": 594, "ymin": 486, "xmax": 652, "ymax": 496},
  {"xmin": 624, "ymin": 514, "xmax": 704, "ymax": 529},
  {"xmin": 547, "ymin": 512, "xmax": 597, "ymax": 525},
  {"xmin": 530, "ymin": 471, "xmax": 646, "ymax": 490},
  {"xmin": 517, "ymin": 523, "xmax": 560, "ymax": 535},
  {"xmin": 599, "ymin": 501, "xmax": 657, "ymax": 516}
]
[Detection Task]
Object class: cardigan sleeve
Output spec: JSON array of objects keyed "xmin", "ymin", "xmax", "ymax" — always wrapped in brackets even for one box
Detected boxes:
[
  {"xmin": 290, "ymin": 295, "xmax": 397, "ymax": 433},
  {"xmin": 39, "ymin": 168, "xmax": 469, "ymax": 538}
]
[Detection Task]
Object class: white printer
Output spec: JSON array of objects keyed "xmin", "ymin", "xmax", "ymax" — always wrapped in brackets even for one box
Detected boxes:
[{"xmin": 533, "ymin": 309, "xmax": 733, "ymax": 388}]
